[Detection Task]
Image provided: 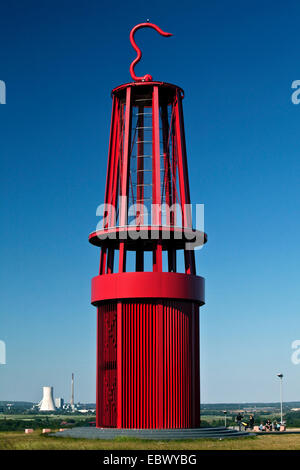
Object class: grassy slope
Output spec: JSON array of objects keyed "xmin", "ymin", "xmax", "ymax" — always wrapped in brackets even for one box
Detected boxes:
[{"xmin": 1, "ymin": 432, "xmax": 300, "ymax": 450}]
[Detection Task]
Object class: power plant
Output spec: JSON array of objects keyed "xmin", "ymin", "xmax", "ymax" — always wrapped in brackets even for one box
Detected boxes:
[
  {"xmin": 39, "ymin": 386, "xmax": 56, "ymax": 411},
  {"xmin": 38, "ymin": 374, "xmax": 75, "ymax": 412}
]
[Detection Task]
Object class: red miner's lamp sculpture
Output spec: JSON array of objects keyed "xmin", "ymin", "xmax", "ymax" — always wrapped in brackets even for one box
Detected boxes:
[{"xmin": 89, "ymin": 23, "xmax": 207, "ymax": 428}]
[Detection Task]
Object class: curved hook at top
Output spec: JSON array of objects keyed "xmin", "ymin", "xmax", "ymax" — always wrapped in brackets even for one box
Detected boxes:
[{"xmin": 129, "ymin": 23, "xmax": 173, "ymax": 82}]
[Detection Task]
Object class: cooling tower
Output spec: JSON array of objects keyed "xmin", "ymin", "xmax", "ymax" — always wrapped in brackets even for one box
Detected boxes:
[{"xmin": 39, "ymin": 386, "xmax": 56, "ymax": 411}]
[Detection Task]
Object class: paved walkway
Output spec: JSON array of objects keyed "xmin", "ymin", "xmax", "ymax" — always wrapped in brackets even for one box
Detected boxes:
[{"xmin": 52, "ymin": 426, "xmax": 252, "ymax": 440}]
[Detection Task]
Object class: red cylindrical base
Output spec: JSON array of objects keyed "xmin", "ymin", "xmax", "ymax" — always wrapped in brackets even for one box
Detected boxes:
[{"xmin": 96, "ymin": 299, "xmax": 200, "ymax": 429}]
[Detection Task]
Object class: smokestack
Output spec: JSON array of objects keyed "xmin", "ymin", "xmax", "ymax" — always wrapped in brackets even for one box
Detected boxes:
[
  {"xmin": 70, "ymin": 373, "xmax": 74, "ymax": 409},
  {"xmin": 39, "ymin": 386, "xmax": 55, "ymax": 411}
]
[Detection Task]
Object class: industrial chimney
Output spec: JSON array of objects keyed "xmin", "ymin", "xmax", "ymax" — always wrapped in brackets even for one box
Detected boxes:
[
  {"xmin": 70, "ymin": 373, "xmax": 75, "ymax": 410},
  {"xmin": 39, "ymin": 386, "xmax": 56, "ymax": 411}
]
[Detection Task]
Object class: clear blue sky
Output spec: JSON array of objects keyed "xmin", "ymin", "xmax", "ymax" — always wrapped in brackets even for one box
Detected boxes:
[{"xmin": 1, "ymin": 0, "xmax": 300, "ymax": 405}]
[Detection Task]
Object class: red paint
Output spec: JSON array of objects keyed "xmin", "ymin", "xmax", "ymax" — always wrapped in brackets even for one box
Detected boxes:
[
  {"xmin": 90, "ymin": 28, "xmax": 207, "ymax": 428},
  {"xmin": 91, "ymin": 272, "xmax": 204, "ymax": 305},
  {"xmin": 129, "ymin": 23, "xmax": 172, "ymax": 82}
]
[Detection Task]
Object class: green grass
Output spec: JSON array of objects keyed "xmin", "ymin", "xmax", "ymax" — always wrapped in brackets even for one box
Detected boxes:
[
  {"xmin": 0, "ymin": 414, "xmax": 94, "ymax": 420},
  {"xmin": 1, "ymin": 431, "xmax": 300, "ymax": 450}
]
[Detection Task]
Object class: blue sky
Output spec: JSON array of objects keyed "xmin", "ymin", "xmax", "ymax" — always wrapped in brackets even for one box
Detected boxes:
[{"xmin": 1, "ymin": 0, "xmax": 300, "ymax": 404}]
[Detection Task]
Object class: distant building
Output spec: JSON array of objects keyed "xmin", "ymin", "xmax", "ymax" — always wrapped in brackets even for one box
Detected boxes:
[
  {"xmin": 62, "ymin": 402, "xmax": 75, "ymax": 411},
  {"xmin": 55, "ymin": 398, "xmax": 64, "ymax": 409},
  {"xmin": 39, "ymin": 386, "xmax": 55, "ymax": 411}
]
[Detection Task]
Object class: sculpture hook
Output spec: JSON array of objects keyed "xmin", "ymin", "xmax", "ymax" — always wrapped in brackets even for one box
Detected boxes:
[{"xmin": 129, "ymin": 22, "xmax": 173, "ymax": 82}]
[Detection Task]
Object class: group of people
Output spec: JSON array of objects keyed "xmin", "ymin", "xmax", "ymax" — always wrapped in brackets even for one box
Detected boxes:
[
  {"xmin": 236, "ymin": 413, "xmax": 282, "ymax": 431},
  {"xmin": 259, "ymin": 419, "xmax": 281, "ymax": 432}
]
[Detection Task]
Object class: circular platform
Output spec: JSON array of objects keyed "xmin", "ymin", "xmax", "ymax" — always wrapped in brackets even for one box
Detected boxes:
[
  {"xmin": 52, "ymin": 426, "xmax": 253, "ymax": 440},
  {"xmin": 91, "ymin": 271, "xmax": 205, "ymax": 305},
  {"xmin": 88, "ymin": 225, "xmax": 207, "ymax": 251}
]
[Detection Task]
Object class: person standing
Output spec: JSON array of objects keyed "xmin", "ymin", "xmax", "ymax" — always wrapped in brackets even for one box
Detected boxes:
[
  {"xmin": 236, "ymin": 412, "xmax": 243, "ymax": 431},
  {"xmin": 249, "ymin": 415, "xmax": 255, "ymax": 430}
]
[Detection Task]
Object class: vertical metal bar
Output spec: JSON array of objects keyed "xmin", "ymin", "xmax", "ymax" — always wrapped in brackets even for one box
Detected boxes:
[
  {"xmin": 191, "ymin": 305, "xmax": 195, "ymax": 427},
  {"xmin": 133, "ymin": 302, "xmax": 136, "ymax": 428},
  {"xmin": 161, "ymin": 103, "xmax": 172, "ymax": 211},
  {"xmin": 135, "ymin": 302, "xmax": 138, "ymax": 428},
  {"xmin": 96, "ymin": 308, "xmax": 100, "ymax": 427},
  {"xmin": 170, "ymin": 100, "xmax": 177, "ymax": 272},
  {"xmin": 152, "ymin": 86, "xmax": 163, "ymax": 273},
  {"xmin": 174, "ymin": 90, "xmax": 196, "ymax": 275},
  {"xmin": 155, "ymin": 303, "xmax": 158, "ymax": 427},
  {"xmin": 169, "ymin": 302, "xmax": 172, "ymax": 428},
  {"xmin": 168, "ymin": 248, "xmax": 177, "ymax": 273},
  {"xmin": 150, "ymin": 304, "xmax": 153, "ymax": 428},
  {"xmin": 158, "ymin": 302, "xmax": 164, "ymax": 427},
  {"xmin": 136, "ymin": 248, "xmax": 144, "ymax": 272},
  {"xmin": 106, "ymin": 249, "xmax": 114, "ymax": 274},
  {"xmin": 195, "ymin": 305, "xmax": 200, "ymax": 426},
  {"xmin": 174, "ymin": 91, "xmax": 192, "ymax": 226},
  {"xmin": 129, "ymin": 303, "xmax": 132, "ymax": 426},
  {"xmin": 137, "ymin": 105, "xmax": 144, "ymax": 219},
  {"xmin": 161, "ymin": 103, "xmax": 175, "ymax": 274},
  {"xmin": 141, "ymin": 303, "xmax": 144, "ymax": 428},
  {"xmin": 146, "ymin": 304, "xmax": 149, "ymax": 428},
  {"xmin": 119, "ymin": 87, "xmax": 132, "ymax": 273},
  {"xmin": 152, "ymin": 87, "xmax": 162, "ymax": 214},
  {"xmin": 99, "ymin": 246, "xmax": 107, "ymax": 275},
  {"xmin": 104, "ymin": 96, "xmax": 117, "ymax": 215},
  {"xmin": 175, "ymin": 303, "xmax": 178, "ymax": 427},
  {"xmin": 125, "ymin": 303, "xmax": 128, "ymax": 427},
  {"xmin": 117, "ymin": 301, "xmax": 122, "ymax": 427},
  {"xmin": 179, "ymin": 308, "xmax": 182, "ymax": 427},
  {"xmin": 146, "ymin": 303, "xmax": 149, "ymax": 428},
  {"xmin": 137, "ymin": 303, "xmax": 140, "ymax": 427},
  {"xmin": 111, "ymin": 102, "xmax": 121, "ymax": 221},
  {"xmin": 171, "ymin": 104, "xmax": 177, "ymax": 223},
  {"xmin": 99, "ymin": 98, "xmax": 118, "ymax": 276}
]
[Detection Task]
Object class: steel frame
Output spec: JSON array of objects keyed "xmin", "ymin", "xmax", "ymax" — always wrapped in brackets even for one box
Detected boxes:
[{"xmin": 91, "ymin": 80, "xmax": 206, "ymax": 428}]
